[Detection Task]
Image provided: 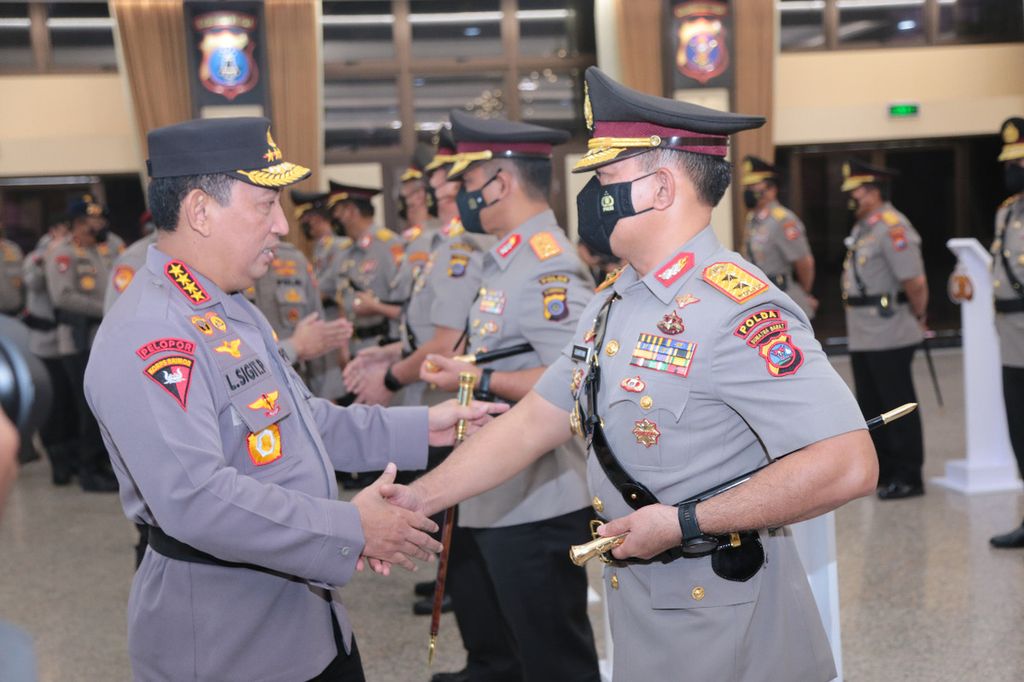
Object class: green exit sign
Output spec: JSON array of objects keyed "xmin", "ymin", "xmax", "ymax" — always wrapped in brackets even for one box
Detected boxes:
[{"xmin": 889, "ymin": 103, "xmax": 920, "ymax": 118}]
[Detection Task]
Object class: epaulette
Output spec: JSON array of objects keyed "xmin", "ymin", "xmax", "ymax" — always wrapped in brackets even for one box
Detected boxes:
[
  {"xmin": 701, "ymin": 261, "xmax": 768, "ymax": 303},
  {"xmin": 595, "ymin": 266, "xmax": 623, "ymax": 292},
  {"xmin": 376, "ymin": 228, "xmax": 396, "ymax": 242},
  {"xmin": 999, "ymin": 193, "xmax": 1022, "ymax": 210},
  {"xmin": 402, "ymin": 225, "xmax": 422, "ymax": 242},
  {"xmin": 881, "ymin": 210, "xmax": 902, "ymax": 227},
  {"xmin": 529, "ymin": 231, "xmax": 563, "ymax": 261},
  {"xmin": 771, "ymin": 206, "xmax": 788, "ymax": 221}
]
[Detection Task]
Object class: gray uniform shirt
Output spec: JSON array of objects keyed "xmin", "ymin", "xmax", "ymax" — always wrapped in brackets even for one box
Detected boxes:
[
  {"xmin": 0, "ymin": 238, "xmax": 24, "ymax": 314},
  {"xmin": 45, "ymin": 239, "xmax": 120, "ymax": 355},
  {"xmin": 459, "ymin": 209, "xmax": 593, "ymax": 528},
  {"xmin": 744, "ymin": 201, "xmax": 815, "ymax": 319},
  {"xmin": 313, "ymin": 234, "xmax": 353, "ymax": 315},
  {"xmin": 993, "ymin": 194, "xmax": 1024, "ymax": 368},
  {"xmin": 85, "ymin": 245, "xmax": 428, "ymax": 682},
  {"xmin": 103, "ymin": 232, "xmax": 158, "ymax": 313},
  {"xmin": 534, "ymin": 226, "xmax": 864, "ymax": 682},
  {"xmin": 842, "ymin": 203, "xmax": 925, "ymax": 351},
  {"xmin": 22, "ymin": 243, "xmax": 58, "ymax": 358},
  {"xmin": 245, "ymin": 242, "xmax": 345, "ymax": 399},
  {"xmin": 345, "ymin": 226, "xmax": 405, "ymax": 349}
]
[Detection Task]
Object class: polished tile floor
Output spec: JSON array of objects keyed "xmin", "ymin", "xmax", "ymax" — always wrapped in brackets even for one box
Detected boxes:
[{"xmin": 1, "ymin": 349, "xmax": 1022, "ymax": 681}]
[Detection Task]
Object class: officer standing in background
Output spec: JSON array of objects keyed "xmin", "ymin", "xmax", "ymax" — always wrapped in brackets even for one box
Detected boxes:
[
  {"xmin": 0, "ymin": 225, "xmax": 25, "ymax": 317},
  {"xmin": 741, "ymin": 155, "xmax": 817, "ymax": 319},
  {"xmin": 328, "ymin": 182, "xmax": 405, "ymax": 351},
  {"xmin": 417, "ymin": 109, "xmax": 600, "ymax": 682},
  {"xmin": 292, "ymin": 189, "xmax": 353, "ymax": 324},
  {"xmin": 243, "ymin": 240, "xmax": 351, "ymax": 400},
  {"xmin": 83, "ymin": 116, "xmax": 502, "ymax": 681},
  {"xmin": 390, "ymin": 66, "xmax": 878, "ymax": 682},
  {"xmin": 841, "ymin": 159, "xmax": 929, "ymax": 500},
  {"xmin": 104, "ymin": 210, "xmax": 158, "ymax": 313},
  {"xmin": 46, "ymin": 194, "xmax": 121, "ymax": 492},
  {"xmin": 23, "ymin": 219, "xmax": 77, "ymax": 485},
  {"xmin": 990, "ymin": 117, "xmax": 1024, "ymax": 548}
]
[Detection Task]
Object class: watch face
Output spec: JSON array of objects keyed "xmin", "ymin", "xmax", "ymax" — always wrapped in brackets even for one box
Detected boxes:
[{"xmin": 681, "ymin": 536, "xmax": 719, "ymax": 558}]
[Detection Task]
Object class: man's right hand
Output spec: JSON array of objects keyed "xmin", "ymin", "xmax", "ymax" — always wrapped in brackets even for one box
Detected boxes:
[
  {"xmin": 351, "ymin": 463, "xmax": 442, "ymax": 574},
  {"xmin": 290, "ymin": 312, "xmax": 352, "ymax": 361}
]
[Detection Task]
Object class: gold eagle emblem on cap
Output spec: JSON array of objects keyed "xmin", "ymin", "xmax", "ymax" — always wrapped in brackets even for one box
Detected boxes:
[
  {"xmin": 1004, "ymin": 122, "xmax": 1020, "ymax": 144},
  {"xmin": 264, "ymin": 128, "xmax": 283, "ymax": 163},
  {"xmin": 583, "ymin": 81, "xmax": 594, "ymax": 132}
]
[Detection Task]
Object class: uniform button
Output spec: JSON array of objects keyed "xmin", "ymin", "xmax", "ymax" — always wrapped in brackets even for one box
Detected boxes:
[
  {"xmin": 610, "ymin": 574, "xmax": 619, "ymax": 590},
  {"xmin": 639, "ymin": 395, "xmax": 653, "ymax": 410},
  {"xmin": 691, "ymin": 586, "xmax": 705, "ymax": 601},
  {"xmin": 995, "ymin": 279, "xmax": 1002, "ymax": 288},
  {"xmin": 340, "ymin": 546, "xmax": 351, "ymax": 557},
  {"xmin": 605, "ymin": 340, "xmax": 620, "ymax": 356},
  {"xmin": 592, "ymin": 496, "xmax": 603, "ymax": 513}
]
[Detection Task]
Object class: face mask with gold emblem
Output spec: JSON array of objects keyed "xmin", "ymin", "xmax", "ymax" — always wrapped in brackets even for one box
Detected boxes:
[{"xmin": 575, "ymin": 172, "xmax": 656, "ymax": 256}]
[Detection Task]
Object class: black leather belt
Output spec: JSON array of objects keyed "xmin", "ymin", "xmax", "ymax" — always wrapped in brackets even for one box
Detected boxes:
[
  {"xmin": 844, "ymin": 292, "xmax": 908, "ymax": 307},
  {"xmin": 321, "ymin": 297, "xmax": 339, "ymax": 310},
  {"xmin": 353, "ymin": 321, "xmax": 389, "ymax": 340},
  {"xmin": 612, "ymin": 529, "xmax": 762, "ymax": 566},
  {"xmin": 995, "ymin": 298, "xmax": 1024, "ymax": 313},
  {"xmin": 147, "ymin": 525, "xmax": 265, "ymax": 572},
  {"xmin": 19, "ymin": 313, "xmax": 56, "ymax": 331},
  {"xmin": 589, "ymin": 422, "xmax": 658, "ymax": 510}
]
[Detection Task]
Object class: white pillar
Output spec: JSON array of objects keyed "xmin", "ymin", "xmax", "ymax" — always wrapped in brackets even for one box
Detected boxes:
[
  {"xmin": 933, "ymin": 238, "xmax": 1021, "ymax": 494},
  {"xmin": 791, "ymin": 513, "xmax": 843, "ymax": 682}
]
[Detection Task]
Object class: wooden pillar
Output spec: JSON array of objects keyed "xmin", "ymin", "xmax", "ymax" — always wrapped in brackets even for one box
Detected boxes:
[{"xmin": 614, "ymin": 0, "xmax": 664, "ymax": 95}]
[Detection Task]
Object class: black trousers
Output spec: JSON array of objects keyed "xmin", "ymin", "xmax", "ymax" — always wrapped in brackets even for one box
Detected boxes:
[
  {"xmin": 39, "ymin": 356, "xmax": 77, "ymax": 448},
  {"xmin": 61, "ymin": 351, "xmax": 108, "ymax": 476},
  {"xmin": 464, "ymin": 507, "xmax": 601, "ymax": 682},
  {"xmin": 851, "ymin": 345, "xmax": 925, "ymax": 486},
  {"xmin": 1003, "ymin": 366, "xmax": 1024, "ymax": 479},
  {"xmin": 307, "ymin": 616, "xmax": 365, "ymax": 681}
]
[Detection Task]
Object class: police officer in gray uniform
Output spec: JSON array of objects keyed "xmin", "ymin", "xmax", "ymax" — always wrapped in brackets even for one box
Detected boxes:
[
  {"xmin": 83, "ymin": 117, "xmax": 501, "ymax": 681},
  {"xmin": 46, "ymin": 194, "xmax": 121, "ymax": 492},
  {"xmin": 103, "ymin": 211, "xmax": 158, "ymax": 313},
  {"xmin": 243, "ymin": 240, "xmax": 350, "ymax": 400},
  {"xmin": 328, "ymin": 182, "xmax": 405, "ymax": 352},
  {"xmin": 292, "ymin": 189, "xmax": 353, "ymax": 323},
  {"xmin": 990, "ymin": 117, "xmax": 1024, "ymax": 548},
  {"xmin": 0, "ymin": 229, "xmax": 24, "ymax": 316},
  {"xmin": 740, "ymin": 155, "xmax": 817, "ymax": 319},
  {"xmin": 418, "ymin": 109, "xmax": 600, "ymax": 682},
  {"xmin": 395, "ymin": 67, "xmax": 878, "ymax": 682},
  {"xmin": 841, "ymin": 159, "xmax": 929, "ymax": 499}
]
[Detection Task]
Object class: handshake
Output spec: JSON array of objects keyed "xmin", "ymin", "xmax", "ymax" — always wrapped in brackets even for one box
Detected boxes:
[{"xmin": 349, "ymin": 398, "xmax": 507, "ymax": 575}]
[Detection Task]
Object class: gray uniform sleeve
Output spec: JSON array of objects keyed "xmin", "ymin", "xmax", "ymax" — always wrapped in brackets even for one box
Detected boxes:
[
  {"xmin": 519, "ymin": 266, "xmax": 594, "ymax": 366},
  {"xmin": 308, "ymin": 400, "xmax": 429, "ymax": 473},
  {"xmin": 711, "ymin": 299, "xmax": 865, "ymax": 459},
  {"xmin": 879, "ymin": 219, "xmax": 924, "ymax": 282},
  {"xmin": 85, "ymin": 320, "xmax": 363, "ymax": 586},
  {"xmin": 774, "ymin": 212, "xmax": 812, "ymax": 264},
  {"xmin": 45, "ymin": 247, "xmax": 102, "ymax": 318},
  {"xmin": 429, "ymin": 246, "xmax": 483, "ymax": 331},
  {"xmin": 533, "ymin": 354, "xmax": 576, "ymax": 413}
]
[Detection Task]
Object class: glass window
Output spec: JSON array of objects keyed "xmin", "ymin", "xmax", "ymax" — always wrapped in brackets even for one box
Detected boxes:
[
  {"xmin": 778, "ymin": 0, "xmax": 826, "ymax": 51},
  {"xmin": 410, "ymin": 0, "xmax": 503, "ymax": 61},
  {"xmin": 0, "ymin": 2, "xmax": 34, "ymax": 69},
  {"xmin": 518, "ymin": 0, "xmax": 595, "ymax": 59},
  {"xmin": 937, "ymin": 0, "xmax": 1024, "ymax": 44},
  {"xmin": 47, "ymin": 1, "xmax": 116, "ymax": 70},
  {"xmin": 322, "ymin": 0, "xmax": 395, "ymax": 63},
  {"xmin": 837, "ymin": 0, "xmax": 926, "ymax": 47},
  {"xmin": 324, "ymin": 78, "xmax": 401, "ymax": 151},
  {"xmin": 413, "ymin": 72, "xmax": 506, "ymax": 133},
  {"xmin": 518, "ymin": 67, "xmax": 585, "ymax": 134}
]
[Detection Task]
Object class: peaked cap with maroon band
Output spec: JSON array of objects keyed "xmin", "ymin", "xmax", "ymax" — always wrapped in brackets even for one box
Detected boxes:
[
  {"xmin": 447, "ymin": 108, "xmax": 571, "ymax": 179},
  {"xmin": 424, "ymin": 126, "xmax": 457, "ymax": 172},
  {"xmin": 840, "ymin": 158, "xmax": 899, "ymax": 193},
  {"xmin": 573, "ymin": 66, "xmax": 765, "ymax": 173},
  {"xmin": 326, "ymin": 181, "xmax": 381, "ymax": 209}
]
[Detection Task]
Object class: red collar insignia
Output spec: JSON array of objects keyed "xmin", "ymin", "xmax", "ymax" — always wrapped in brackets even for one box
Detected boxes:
[
  {"xmin": 497, "ymin": 234, "xmax": 521, "ymax": 258},
  {"xmin": 654, "ymin": 252, "xmax": 694, "ymax": 287},
  {"xmin": 165, "ymin": 260, "xmax": 210, "ymax": 305}
]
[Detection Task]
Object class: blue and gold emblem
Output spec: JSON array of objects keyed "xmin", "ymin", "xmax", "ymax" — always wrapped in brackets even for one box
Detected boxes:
[{"xmin": 195, "ymin": 12, "xmax": 259, "ymax": 101}]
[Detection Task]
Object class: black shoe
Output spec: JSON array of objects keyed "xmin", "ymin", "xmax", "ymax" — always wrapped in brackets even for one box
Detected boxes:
[
  {"xmin": 430, "ymin": 669, "xmax": 470, "ymax": 682},
  {"xmin": 79, "ymin": 470, "xmax": 119, "ymax": 493},
  {"xmin": 877, "ymin": 481, "xmax": 924, "ymax": 500},
  {"xmin": 414, "ymin": 580, "xmax": 435, "ymax": 597},
  {"xmin": 413, "ymin": 593, "xmax": 452, "ymax": 616},
  {"xmin": 48, "ymin": 445, "xmax": 75, "ymax": 486},
  {"xmin": 990, "ymin": 524, "xmax": 1024, "ymax": 548}
]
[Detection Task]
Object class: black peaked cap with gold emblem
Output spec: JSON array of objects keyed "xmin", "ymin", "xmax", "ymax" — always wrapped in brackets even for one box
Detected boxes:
[
  {"xmin": 740, "ymin": 155, "xmax": 778, "ymax": 187},
  {"xmin": 290, "ymin": 189, "xmax": 330, "ymax": 220},
  {"xmin": 999, "ymin": 117, "xmax": 1024, "ymax": 162},
  {"xmin": 401, "ymin": 143, "xmax": 437, "ymax": 183},
  {"xmin": 147, "ymin": 117, "xmax": 310, "ymax": 188},
  {"xmin": 327, "ymin": 181, "xmax": 381, "ymax": 209},
  {"xmin": 447, "ymin": 108, "xmax": 570, "ymax": 179},
  {"xmin": 424, "ymin": 126, "xmax": 457, "ymax": 172},
  {"xmin": 67, "ymin": 193, "xmax": 109, "ymax": 219},
  {"xmin": 841, "ymin": 158, "xmax": 899, "ymax": 192},
  {"xmin": 575, "ymin": 66, "xmax": 765, "ymax": 172}
]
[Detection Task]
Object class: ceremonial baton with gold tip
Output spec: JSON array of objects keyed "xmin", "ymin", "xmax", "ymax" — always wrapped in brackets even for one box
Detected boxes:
[
  {"xmin": 428, "ymin": 371, "xmax": 477, "ymax": 665},
  {"xmin": 569, "ymin": 402, "xmax": 918, "ymax": 566}
]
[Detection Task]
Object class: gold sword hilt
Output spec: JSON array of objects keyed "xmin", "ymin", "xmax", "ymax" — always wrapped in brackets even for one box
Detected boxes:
[
  {"xmin": 569, "ymin": 533, "xmax": 628, "ymax": 566},
  {"xmin": 454, "ymin": 372, "xmax": 477, "ymax": 444}
]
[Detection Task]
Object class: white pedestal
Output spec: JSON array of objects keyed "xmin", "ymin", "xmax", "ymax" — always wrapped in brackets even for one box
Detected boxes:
[
  {"xmin": 792, "ymin": 513, "xmax": 843, "ymax": 682},
  {"xmin": 933, "ymin": 239, "xmax": 1021, "ymax": 494}
]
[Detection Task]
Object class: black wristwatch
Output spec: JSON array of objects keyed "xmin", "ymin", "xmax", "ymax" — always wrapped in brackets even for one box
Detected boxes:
[
  {"xmin": 383, "ymin": 365, "xmax": 403, "ymax": 392},
  {"xmin": 677, "ymin": 501, "xmax": 718, "ymax": 557},
  {"xmin": 476, "ymin": 368, "xmax": 495, "ymax": 399}
]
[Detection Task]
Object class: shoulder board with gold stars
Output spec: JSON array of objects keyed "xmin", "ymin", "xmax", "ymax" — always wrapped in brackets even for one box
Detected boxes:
[
  {"xmin": 881, "ymin": 210, "xmax": 902, "ymax": 227},
  {"xmin": 529, "ymin": 231, "xmax": 563, "ymax": 261},
  {"xmin": 336, "ymin": 236, "xmax": 353, "ymax": 250},
  {"xmin": 376, "ymin": 228, "xmax": 396, "ymax": 242},
  {"xmin": 1000, "ymin": 193, "xmax": 1023, "ymax": 210},
  {"xmin": 595, "ymin": 266, "xmax": 624, "ymax": 292},
  {"xmin": 771, "ymin": 206, "xmax": 788, "ymax": 221},
  {"xmin": 701, "ymin": 262, "xmax": 768, "ymax": 303},
  {"xmin": 165, "ymin": 260, "xmax": 210, "ymax": 305}
]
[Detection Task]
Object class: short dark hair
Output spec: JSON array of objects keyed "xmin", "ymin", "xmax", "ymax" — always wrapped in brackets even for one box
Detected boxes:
[
  {"xmin": 641, "ymin": 149, "xmax": 732, "ymax": 207},
  {"xmin": 338, "ymin": 198, "xmax": 375, "ymax": 218},
  {"xmin": 147, "ymin": 174, "xmax": 235, "ymax": 231},
  {"xmin": 489, "ymin": 158, "xmax": 552, "ymax": 201}
]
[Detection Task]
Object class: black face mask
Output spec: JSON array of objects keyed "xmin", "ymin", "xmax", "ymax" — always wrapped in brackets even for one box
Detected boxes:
[
  {"xmin": 742, "ymin": 188, "xmax": 760, "ymax": 209},
  {"xmin": 847, "ymin": 196, "xmax": 859, "ymax": 214},
  {"xmin": 397, "ymin": 195, "xmax": 409, "ymax": 222},
  {"xmin": 330, "ymin": 218, "xmax": 346, "ymax": 236},
  {"xmin": 426, "ymin": 185, "xmax": 438, "ymax": 218},
  {"xmin": 300, "ymin": 221, "xmax": 313, "ymax": 240},
  {"xmin": 93, "ymin": 226, "xmax": 110, "ymax": 243},
  {"xmin": 1005, "ymin": 163, "xmax": 1024, "ymax": 195},
  {"xmin": 575, "ymin": 172, "xmax": 655, "ymax": 257},
  {"xmin": 456, "ymin": 172, "xmax": 502, "ymax": 234}
]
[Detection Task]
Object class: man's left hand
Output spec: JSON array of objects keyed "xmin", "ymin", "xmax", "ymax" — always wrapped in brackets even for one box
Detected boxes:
[
  {"xmin": 598, "ymin": 504, "xmax": 683, "ymax": 561},
  {"xmin": 427, "ymin": 399, "xmax": 508, "ymax": 446}
]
